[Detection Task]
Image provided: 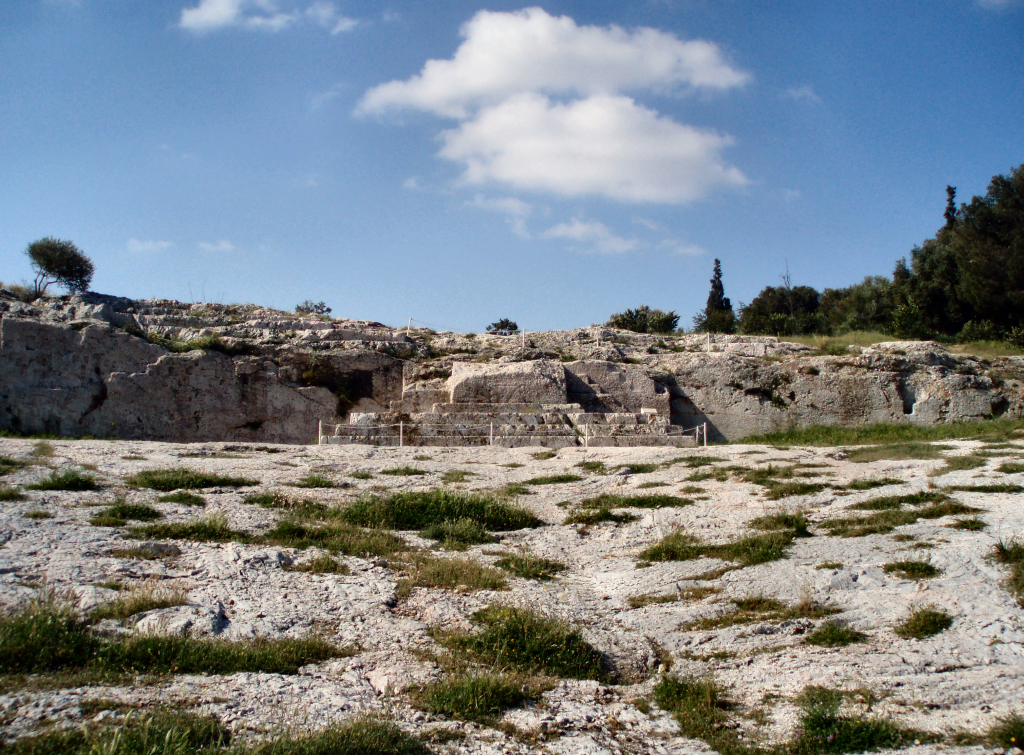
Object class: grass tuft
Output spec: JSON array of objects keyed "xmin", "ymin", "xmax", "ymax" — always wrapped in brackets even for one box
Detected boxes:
[
  {"xmin": 929, "ymin": 455, "xmax": 988, "ymax": 476},
  {"xmin": 285, "ymin": 554, "xmax": 351, "ymax": 574},
  {"xmin": 90, "ymin": 501, "xmax": 163, "ymax": 527},
  {"xmin": 523, "ymin": 473, "xmax": 583, "ymax": 485},
  {"xmin": 804, "ymin": 622, "xmax": 869, "ymax": 647},
  {"xmin": 893, "ymin": 606, "xmax": 954, "ymax": 639},
  {"xmin": 839, "ymin": 478, "xmax": 903, "ymax": 490},
  {"xmin": 749, "ymin": 511, "xmax": 812, "ymax": 537},
  {"xmin": 246, "ymin": 717, "xmax": 430, "ymax": 755},
  {"xmin": 988, "ymin": 713, "xmax": 1024, "ymax": 751},
  {"xmin": 125, "ymin": 468, "xmax": 257, "ymax": 491},
  {"xmin": 0, "ymin": 485, "xmax": 26, "ymax": 501},
  {"xmin": 580, "ymin": 492, "xmax": 692, "ymax": 509},
  {"xmin": 397, "ymin": 555, "xmax": 507, "ymax": 594},
  {"xmin": 380, "ymin": 466, "xmax": 428, "ymax": 476},
  {"xmin": 291, "ymin": 473, "xmax": 337, "ymax": 488},
  {"xmin": 882, "ymin": 560, "xmax": 941, "ymax": 579},
  {"xmin": 27, "ymin": 469, "xmax": 99, "ymax": 491},
  {"xmin": 129, "ymin": 512, "xmax": 248, "ymax": 544},
  {"xmin": 263, "ymin": 519, "xmax": 408, "ymax": 557},
  {"xmin": 563, "ymin": 505, "xmax": 638, "ymax": 526},
  {"xmin": 91, "ymin": 580, "xmax": 188, "ymax": 622},
  {"xmin": 494, "ymin": 553, "xmax": 567, "ymax": 581},
  {"xmin": 640, "ymin": 529, "xmax": 795, "ymax": 567},
  {"xmin": 340, "ymin": 489, "xmax": 542, "ymax": 531},
  {"xmin": 791, "ymin": 685, "xmax": 925, "ymax": 754},
  {"xmin": 823, "ymin": 498, "xmax": 981, "ymax": 537},
  {"xmin": 157, "ymin": 491, "xmax": 206, "ymax": 506},
  {"xmin": 992, "ymin": 538, "xmax": 1024, "ymax": 604},
  {"xmin": 945, "ymin": 483, "xmax": 1024, "ymax": 493},
  {"xmin": 441, "ymin": 470, "xmax": 473, "ymax": 483},
  {"xmin": 653, "ymin": 675, "xmax": 742, "ymax": 753},
  {"xmin": 682, "ymin": 595, "xmax": 838, "ymax": 631},
  {"xmin": 412, "ymin": 672, "xmax": 531, "ymax": 725},
  {"xmin": 419, "ymin": 518, "xmax": 498, "ymax": 549},
  {"xmin": 575, "ymin": 460, "xmax": 607, "ymax": 474},
  {"xmin": 948, "ymin": 517, "xmax": 987, "ymax": 530}
]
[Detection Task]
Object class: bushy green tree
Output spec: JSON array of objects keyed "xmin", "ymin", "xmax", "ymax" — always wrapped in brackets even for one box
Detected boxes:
[
  {"xmin": 738, "ymin": 284, "xmax": 829, "ymax": 336},
  {"xmin": 295, "ymin": 300, "xmax": 331, "ymax": 316},
  {"xmin": 486, "ymin": 318, "xmax": 519, "ymax": 335},
  {"xmin": 692, "ymin": 259, "xmax": 736, "ymax": 333},
  {"xmin": 26, "ymin": 237, "xmax": 94, "ymax": 296},
  {"xmin": 606, "ymin": 306, "xmax": 679, "ymax": 334},
  {"xmin": 819, "ymin": 276, "xmax": 898, "ymax": 334}
]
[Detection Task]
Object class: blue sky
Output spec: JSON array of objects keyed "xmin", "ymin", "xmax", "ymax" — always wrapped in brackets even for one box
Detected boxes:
[{"xmin": 1, "ymin": 0, "xmax": 1021, "ymax": 331}]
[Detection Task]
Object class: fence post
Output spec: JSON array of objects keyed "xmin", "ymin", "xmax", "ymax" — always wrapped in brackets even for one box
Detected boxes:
[
  {"xmin": 522, "ymin": 330, "xmax": 526, "ymax": 350},
  {"xmin": 490, "ymin": 422, "xmax": 494, "ymax": 446},
  {"xmin": 584, "ymin": 424, "xmax": 589, "ymax": 449},
  {"xmin": 318, "ymin": 420, "xmax": 323, "ymax": 444},
  {"xmin": 399, "ymin": 421, "xmax": 404, "ymax": 448},
  {"xmin": 703, "ymin": 422, "xmax": 708, "ymax": 447},
  {"xmin": 407, "ymin": 317, "xmax": 412, "ymax": 335}
]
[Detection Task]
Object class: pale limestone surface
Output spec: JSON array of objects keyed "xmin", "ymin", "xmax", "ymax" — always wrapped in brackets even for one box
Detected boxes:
[{"xmin": 0, "ymin": 436, "xmax": 1021, "ymax": 753}]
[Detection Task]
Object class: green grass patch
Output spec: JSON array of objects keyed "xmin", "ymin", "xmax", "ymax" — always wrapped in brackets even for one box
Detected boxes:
[
  {"xmin": 749, "ymin": 512, "xmax": 811, "ymax": 537},
  {"xmin": 740, "ymin": 418, "xmax": 1024, "ymax": 448},
  {"xmin": 412, "ymin": 672, "xmax": 532, "ymax": 725},
  {"xmin": 816, "ymin": 561, "xmax": 844, "ymax": 570},
  {"xmin": 437, "ymin": 606, "xmax": 609, "ymax": 682},
  {"xmin": 627, "ymin": 593, "xmax": 678, "ymax": 609},
  {"xmin": 988, "ymin": 713, "xmax": 1024, "ymax": 752},
  {"xmin": 839, "ymin": 478, "xmax": 903, "ymax": 490},
  {"xmin": 129, "ymin": 512, "xmax": 251, "ymax": 544},
  {"xmin": 91, "ymin": 581, "xmax": 189, "ymax": 622},
  {"xmin": 419, "ymin": 518, "xmax": 498, "ymax": 549},
  {"xmin": 823, "ymin": 499, "xmax": 981, "ymax": 537},
  {"xmin": 0, "ymin": 456, "xmax": 25, "ymax": 476},
  {"xmin": 26, "ymin": 469, "xmax": 99, "ymax": 491},
  {"xmin": 804, "ymin": 622, "xmax": 869, "ymax": 647},
  {"xmin": 30, "ymin": 441, "xmax": 55, "ymax": 457},
  {"xmin": 946, "ymin": 483, "xmax": 1024, "ymax": 493},
  {"xmin": 686, "ymin": 468, "xmax": 731, "ymax": 482},
  {"xmin": 682, "ymin": 596, "xmax": 838, "ymax": 631},
  {"xmin": 893, "ymin": 606, "xmax": 953, "ymax": 639},
  {"xmin": 125, "ymin": 468, "xmax": 257, "ymax": 490},
  {"xmin": 157, "ymin": 491, "xmax": 206, "ymax": 506},
  {"xmin": 291, "ymin": 473, "xmax": 337, "ymax": 488},
  {"xmin": 441, "ymin": 470, "xmax": 473, "ymax": 483},
  {"xmin": 882, "ymin": 560, "xmax": 941, "ymax": 579},
  {"xmin": 532, "ymin": 450, "xmax": 557, "ymax": 460},
  {"xmin": 575, "ymin": 460, "xmax": 607, "ymax": 474},
  {"xmin": 563, "ymin": 505, "xmax": 638, "ymax": 525},
  {"xmin": 396, "ymin": 555, "xmax": 507, "ymax": 594},
  {"xmin": 618, "ymin": 463, "xmax": 659, "ymax": 474},
  {"xmin": 998, "ymin": 461, "xmax": 1024, "ymax": 474},
  {"xmin": 929, "ymin": 455, "xmax": 988, "ymax": 476},
  {"xmin": 523, "ymin": 473, "xmax": 583, "ymax": 485},
  {"xmin": 992, "ymin": 538, "xmax": 1024, "ymax": 605},
  {"xmin": 0, "ymin": 485, "xmax": 26, "ymax": 502},
  {"xmin": 494, "ymin": 553, "xmax": 566, "ymax": 581},
  {"xmin": 379, "ymin": 466, "xmax": 428, "ymax": 476},
  {"xmin": 791, "ymin": 685, "xmax": 926, "ymax": 754},
  {"xmin": 23, "ymin": 510, "xmax": 52, "ymax": 520},
  {"xmin": 653, "ymin": 675, "xmax": 745, "ymax": 754},
  {"xmin": 246, "ymin": 718, "xmax": 430, "ymax": 755},
  {"xmin": 637, "ymin": 481, "xmax": 668, "ymax": 488},
  {"xmin": 846, "ymin": 491, "xmax": 949, "ymax": 511},
  {"xmin": 90, "ymin": 502, "xmax": 163, "ymax": 528},
  {"xmin": 242, "ymin": 489, "xmax": 293, "ymax": 508},
  {"xmin": 284, "ymin": 554, "xmax": 351, "ymax": 575},
  {"xmin": 763, "ymin": 481, "xmax": 828, "ymax": 500},
  {"xmin": 581, "ymin": 492, "xmax": 692, "ymax": 509},
  {"xmin": 948, "ymin": 517, "xmax": 987, "ymax": 531},
  {"xmin": 350, "ymin": 471, "xmax": 373, "ymax": 479},
  {"xmin": 640, "ymin": 529, "xmax": 795, "ymax": 567},
  {"xmin": 848, "ymin": 442, "xmax": 952, "ymax": 463},
  {"xmin": 263, "ymin": 519, "xmax": 408, "ymax": 557},
  {"xmin": 340, "ymin": 489, "xmax": 542, "ymax": 531}
]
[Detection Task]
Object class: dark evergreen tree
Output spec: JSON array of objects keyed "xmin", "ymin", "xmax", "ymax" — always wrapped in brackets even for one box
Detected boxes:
[
  {"xmin": 944, "ymin": 186, "xmax": 957, "ymax": 230},
  {"xmin": 693, "ymin": 258, "xmax": 736, "ymax": 333}
]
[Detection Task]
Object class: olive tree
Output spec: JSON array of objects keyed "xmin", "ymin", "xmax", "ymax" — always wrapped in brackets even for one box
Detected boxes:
[{"xmin": 26, "ymin": 237, "xmax": 94, "ymax": 297}]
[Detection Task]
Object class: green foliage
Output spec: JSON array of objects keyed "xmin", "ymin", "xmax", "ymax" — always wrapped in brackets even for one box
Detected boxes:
[
  {"xmin": 992, "ymin": 538, "xmax": 1024, "ymax": 604},
  {"xmin": 749, "ymin": 512, "xmax": 811, "ymax": 537},
  {"xmin": 0, "ymin": 486, "xmax": 26, "ymax": 501},
  {"xmin": 682, "ymin": 596, "xmax": 838, "ymax": 631},
  {"xmin": 26, "ymin": 469, "xmax": 99, "ymax": 491},
  {"xmin": 640, "ymin": 529, "xmax": 795, "ymax": 567},
  {"xmin": 285, "ymin": 554, "xmax": 351, "ymax": 575},
  {"xmin": 563, "ymin": 505, "xmax": 638, "ymax": 525},
  {"xmin": 738, "ymin": 283, "xmax": 830, "ymax": 337},
  {"xmin": 893, "ymin": 607, "xmax": 953, "ymax": 639},
  {"xmin": 90, "ymin": 502, "xmax": 163, "ymax": 527},
  {"xmin": 243, "ymin": 490, "xmax": 292, "ymax": 507},
  {"xmin": 291, "ymin": 473, "xmax": 337, "ymax": 488},
  {"xmin": 653, "ymin": 675, "xmax": 743, "ymax": 754},
  {"xmin": 441, "ymin": 470, "xmax": 473, "ymax": 483},
  {"xmin": 818, "ymin": 276, "xmax": 900, "ymax": 335},
  {"xmin": 532, "ymin": 450, "xmax": 557, "ymax": 460},
  {"xmin": 0, "ymin": 455, "xmax": 25, "ymax": 476},
  {"xmin": 486, "ymin": 318, "xmax": 519, "ymax": 335},
  {"xmin": 398, "ymin": 555, "xmax": 507, "ymax": 593},
  {"xmin": 125, "ymin": 468, "xmax": 258, "ymax": 491},
  {"xmin": 606, "ymin": 305, "xmax": 680, "ymax": 334},
  {"xmin": 804, "ymin": 622, "xmax": 870, "ymax": 647},
  {"xmin": 494, "ymin": 553, "xmax": 567, "ymax": 581},
  {"xmin": 823, "ymin": 498, "xmax": 980, "ymax": 537},
  {"xmin": 26, "ymin": 237, "xmax": 94, "ymax": 295},
  {"xmin": 91, "ymin": 581, "xmax": 188, "ymax": 622},
  {"xmin": 244, "ymin": 718, "xmax": 430, "ymax": 755},
  {"xmin": 523, "ymin": 473, "xmax": 582, "ymax": 485},
  {"xmin": 693, "ymin": 258, "xmax": 737, "ymax": 334},
  {"xmin": 882, "ymin": 560, "xmax": 941, "ymax": 579},
  {"xmin": 262, "ymin": 519, "xmax": 408, "ymax": 557},
  {"xmin": 791, "ymin": 685, "xmax": 920, "ymax": 753},
  {"xmin": 580, "ymin": 492, "xmax": 692, "ymax": 509},
  {"xmin": 840, "ymin": 478, "xmax": 902, "ymax": 491},
  {"xmin": 157, "ymin": 491, "xmax": 206, "ymax": 506},
  {"xmin": 413, "ymin": 672, "xmax": 530, "ymax": 724},
  {"xmin": 379, "ymin": 466, "xmax": 428, "ymax": 476},
  {"xmin": 988, "ymin": 713, "xmax": 1024, "ymax": 751},
  {"xmin": 440, "ymin": 606, "xmax": 609, "ymax": 681},
  {"xmin": 419, "ymin": 518, "xmax": 498, "ymax": 549},
  {"xmin": 294, "ymin": 300, "xmax": 331, "ymax": 316},
  {"xmin": 340, "ymin": 489, "xmax": 541, "ymax": 531},
  {"xmin": 739, "ymin": 418, "xmax": 1024, "ymax": 447},
  {"xmin": 129, "ymin": 514, "xmax": 251, "ymax": 544},
  {"xmin": 575, "ymin": 460, "xmax": 607, "ymax": 474}
]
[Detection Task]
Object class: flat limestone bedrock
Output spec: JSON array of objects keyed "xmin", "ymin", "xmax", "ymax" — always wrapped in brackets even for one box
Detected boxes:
[{"xmin": 0, "ymin": 318, "xmax": 386, "ymax": 443}]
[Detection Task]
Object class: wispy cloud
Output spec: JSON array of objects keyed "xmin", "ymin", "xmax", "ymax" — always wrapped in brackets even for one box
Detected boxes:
[
  {"xmin": 782, "ymin": 85, "xmax": 822, "ymax": 104},
  {"xmin": 632, "ymin": 216, "xmax": 662, "ymax": 231},
  {"xmin": 126, "ymin": 238, "xmax": 174, "ymax": 254},
  {"xmin": 466, "ymin": 194, "xmax": 533, "ymax": 238},
  {"xmin": 198, "ymin": 240, "xmax": 235, "ymax": 252},
  {"xmin": 542, "ymin": 218, "xmax": 638, "ymax": 254},
  {"xmin": 179, "ymin": 0, "xmax": 357, "ymax": 34},
  {"xmin": 659, "ymin": 239, "xmax": 706, "ymax": 256},
  {"xmin": 974, "ymin": 0, "xmax": 1020, "ymax": 8},
  {"xmin": 402, "ymin": 176, "xmax": 423, "ymax": 191}
]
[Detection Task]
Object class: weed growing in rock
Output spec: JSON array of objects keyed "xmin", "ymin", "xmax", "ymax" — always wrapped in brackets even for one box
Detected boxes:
[
  {"xmin": 893, "ymin": 606, "xmax": 953, "ymax": 639},
  {"xmin": 441, "ymin": 470, "xmax": 473, "ymax": 483},
  {"xmin": 749, "ymin": 512, "xmax": 812, "ymax": 537},
  {"xmin": 264, "ymin": 519, "xmax": 408, "ymax": 557},
  {"xmin": 350, "ymin": 471, "xmax": 373, "ymax": 479},
  {"xmin": 494, "ymin": 553, "xmax": 566, "ymax": 581},
  {"xmin": 683, "ymin": 596, "xmax": 838, "ymax": 631},
  {"xmin": 129, "ymin": 513, "xmax": 250, "ymax": 544},
  {"xmin": 839, "ymin": 478, "xmax": 903, "ymax": 491},
  {"xmin": 998, "ymin": 461, "xmax": 1024, "ymax": 474},
  {"xmin": 791, "ymin": 685, "xmax": 925, "ymax": 754},
  {"xmin": 291, "ymin": 473, "xmax": 337, "ymax": 488},
  {"xmin": 637, "ymin": 481, "xmax": 669, "ymax": 488},
  {"xmin": 992, "ymin": 538, "xmax": 1024, "ymax": 604},
  {"xmin": 532, "ymin": 451, "xmax": 558, "ymax": 460},
  {"xmin": 23, "ymin": 510, "xmax": 51, "ymax": 520},
  {"xmin": 575, "ymin": 461, "xmax": 607, "ymax": 474},
  {"xmin": 988, "ymin": 713, "xmax": 1024, "ymax": 751},
  {"xmin": 91, "ymin": 579, "xmax": 188, "ymax": 622},
  {"xmin": 27, "ymin": 469, "xmax": 99, "ymax": 491},
  {"xmin": 803, "ymin": 622, "xmax": 869, "ymax": 647},
  {"xmin": 0, "ymin": 486, "xmax": 26, "ymax": 502},
  {"xmin": 243, "ymin": 489, "xmax": 293, "ymax": 508},
  {"xmin": 125, "ymin": 468, "xmax": 258, "ymax": 490},
  {"xmin": 157, "ymin": 491, "xmax": 206, "ymax": 506},
  {"xmin": 653, "ymin": 675, "xmax": 744, "ymax": 754},
  {"xmin": 823, "ymin": 499, "xmax": 981, "ymax": 537},
  {"xmin": 90, "ymin": 501, "xmax": 163, "ymax": 527},
  {"xmin": 524, "ymin": 474, "xmax": 583, "ymax": 485},
  {"xmin": 581, "ymin": 493, "xmax": 692, "ymax": 509},
  {"xmin": 686, "ymin": 468, "xmax": 731, "ymax": 482},
  {"xmin": 627, "ymin": 593, "xmax": 678, "ymax": 609},
  {"xmin": 948, "ymin": 517, "xmax": 987, "ymax": 530},
  {"xmin": 847, "ymin": 491, "xmax": 949, "ymax": 511},
  {"xmin": 883, "ymin": 560, "xmax": 942, "ymax": 579},
  {"xmin": 946, "ymin": 483, "xmax": 1024, "ymax": 493},
  {"xmin": 763, "ymin": 482, "xmax": 829, "ymax": 500},
  {"xmin": 816, "ymin": 561, "xmax": 844, "ymax": 570},
  {"xmin": 246, "ymin": 717, "xmax": 430, "ymax": 755},
  {"xmin": 341, "ymin": 490, "xmax": 542, "ymax": 531},
  {"xmin": 618, "ymin": 463, "xmax": 659, "ymax": 474},
  {"xmin": 0, "ymin": 456, "xmax": 25, "ymax": 476},
  {"xmin": 563, "ymin": 504, "xmax": 638, "ymax": 526},
  {"xmin": 380, "ymin": 466, "xmax": 428, "ymax": 476},
  {"xmin": 412, "ymin": 672, "xmax": 532, "ymax": 725},
  {"xmin": 284, "ymin": 554, "xmax": 351, "ymax": 575},
  {"xmin": 438, "ymin": 606, "xmax": 609, "ymax": 681},
  {"xmin": 30, "ymin": 441, "xmax": 55, "ymax": 457},
  {"xmin": 397, "ymin": 555, "xmax": 507, "ymax": 595},
  {"xmin": 419, "ymin": 518, "xmax": 497, "ymax": 549},
  {"xmin": 929, "ymin": 455, "xmax": 988, "ymax": 476},
  {"xmin": 640, "ymin": 530, "xmax": 795, "ymax": 568}
]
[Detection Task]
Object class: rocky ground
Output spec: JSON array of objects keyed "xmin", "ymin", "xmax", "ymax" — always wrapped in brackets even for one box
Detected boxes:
[{"xmin": 1, "ymin": 435, "xmax": 1022, "ymax": 754}]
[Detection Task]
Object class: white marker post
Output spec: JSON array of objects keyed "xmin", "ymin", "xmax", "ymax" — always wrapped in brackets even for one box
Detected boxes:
[
  {"xmin": 490, "ymin": 422, "xmax": 494, "ymax": 446},
  {"xmin": 399, "ymin": 421, "xmax": 404, "ymax": 447},
  {"xmin": 407, "ymin": 317, "xmax": 412, "ymax": 335},
  {"xmin": 703, "ymin": 422, "xmax": 708, "ymax": 447},
  {"xmin": 318, "ymin": 420, "xmax": 323, "ymax": 444}
]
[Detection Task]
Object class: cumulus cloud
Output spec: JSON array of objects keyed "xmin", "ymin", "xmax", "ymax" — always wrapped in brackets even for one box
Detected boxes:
[
  {"xmin": 126, "ymin": 238, "xmax": 174, "ymax": 254},
  {"xmin": 542, "ymin": 218, "xmax": 638, "ymax": 254},
  {"xmin": 783, "ymin": 85, "xmax": 821, "ymax": 104},
  {"xmin": 440, "ymin": 93, "xmax": 747, "ymax": 203},
  {"xmin": 179, "ymin": 0, "xmax": 356, "ymax": 33},
  {"xmin": 198, "ymin": 240, "xmax": 235, "ymax": 252},
  {"xmin": 357, "ymin": 7, "xmax": 748, "ymax": 118},
  {"xmin": 356, "ymin": 8, "xmax": 749, "ymax": 207}
]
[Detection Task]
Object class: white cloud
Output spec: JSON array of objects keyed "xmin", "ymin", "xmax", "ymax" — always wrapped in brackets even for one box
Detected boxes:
[
  {"xmin": 402, "ymin": 176, "xmax": 423, "ymax": 190},
  {"xmin": 466, "ymin": 195, "xmax": 533, "ymax": 238},
  {"xmin": 781, "ymin": 188, "xmax": 801, "ymax": 202},
  {"xmin": 542, "ymin": 218, "xmax": 638, "ymax": 254},
  {"xmin": 659, "ymin": 239, "xmax": 706, "ymax": 256},
  {"xmin": 180, "ymin": 0, "xmax": 356, "ymax": 33},
  {"xmin": 782, "ymin": 85, "xmax": 821, "ymax": 104},
  {"xmin": 126, "ymin": 238, "xmax": 174, "ymax": 254},
  {"xmin": 632, "ymin": 216, "xmax": 662, "ymax": 231},
  {"xmin": 439, "ymin": 93, "xmax": 747, "ymax": 203},
  {"xmin": 198, "ymin": 240, "xmax": 236, "ymax": 252},
  {"xmin": 975, "ymin": 0, "xmax": 1020, "ymax": 8},
  {"xmin": 357, "ymin": 7, "xmax": 749, "ymax": 118}
]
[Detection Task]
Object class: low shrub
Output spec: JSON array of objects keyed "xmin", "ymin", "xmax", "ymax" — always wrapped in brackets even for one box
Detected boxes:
[
  {"xmin": 494, "ymin": 553, "xmax": 566, "ymax": 581},
  {"xmin": 893, "ymin": 606, "xmax": 953, "ymax": 639},
  {"xmin": 125, "ymin": 468, "xmax": 258, "ymax": 491}
]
